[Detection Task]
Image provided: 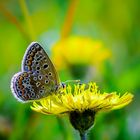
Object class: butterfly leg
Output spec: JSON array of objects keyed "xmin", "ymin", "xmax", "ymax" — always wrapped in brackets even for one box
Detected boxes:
[{"xmin": 61, "ymin": 83, "xmax": 66, "ymax": 89}]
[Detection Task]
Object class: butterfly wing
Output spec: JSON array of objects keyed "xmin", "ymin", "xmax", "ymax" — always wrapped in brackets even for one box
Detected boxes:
[
  {"xmin": 11, "ymin": 42, "xmax": 60, "ymax": 102},
  {"xmin": 22, "ymin": 42, "xmax": 60, "ymax": 85}
]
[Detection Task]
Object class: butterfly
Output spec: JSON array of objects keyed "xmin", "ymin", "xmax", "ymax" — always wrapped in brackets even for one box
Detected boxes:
[{"xmin": 11, "ymin": 42, "xmax": 61, "ymax": 102}]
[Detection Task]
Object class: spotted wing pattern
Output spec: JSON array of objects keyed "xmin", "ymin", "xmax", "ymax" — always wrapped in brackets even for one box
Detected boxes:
[{"xmin": 11, "ymin": 42, "xmax": 60, "ymax": 102}]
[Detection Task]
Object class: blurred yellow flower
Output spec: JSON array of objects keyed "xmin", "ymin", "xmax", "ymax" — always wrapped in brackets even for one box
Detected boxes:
[
  {"xmin": 31, "ymin": 82, "xmax": 133, "ymax": 115},
  {"xmin": 52, "ymin": 36, "xmax": 111, "ymax": 70}
]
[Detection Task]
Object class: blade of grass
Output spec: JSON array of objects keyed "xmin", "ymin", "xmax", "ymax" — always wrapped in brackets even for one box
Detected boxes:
[
  {"xmin": 0, "ymin": 4, "xmax": 30, "ymax": 41},
  {"xmin": 61, "ymin": 0, "xmax": 79, "ymax": 39},
  {"xmin": 19, "ymin": 0, "xmax": 36, "ymax": 41}
]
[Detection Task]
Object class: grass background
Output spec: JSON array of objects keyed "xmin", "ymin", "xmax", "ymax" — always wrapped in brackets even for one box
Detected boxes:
[{"xmin": 0, "ymin": 0, "xmax": 140, "ymax": 140}]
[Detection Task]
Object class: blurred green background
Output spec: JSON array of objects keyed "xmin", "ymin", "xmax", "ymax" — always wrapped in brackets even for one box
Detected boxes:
[{"xmin": 0, "ymin": 0, "xmax": 140, "ymax": 140}]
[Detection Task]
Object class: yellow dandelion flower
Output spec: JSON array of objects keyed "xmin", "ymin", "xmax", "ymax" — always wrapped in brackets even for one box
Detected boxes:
[
  {"xmin": 31, "ymin": 82, "xmax": 133, "ymax": 115},
  {"xmin": 52, "ymin": 36, "xmax": 111, "ymax": 70},
  {"xmin": 31, "ymin": 82, "xmax": 133, "ymax": 138}
]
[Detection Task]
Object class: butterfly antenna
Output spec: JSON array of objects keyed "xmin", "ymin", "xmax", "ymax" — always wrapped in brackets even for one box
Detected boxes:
[{"xmin": 63, "ymin": 80, "xmax": 80, "ymax": 84}]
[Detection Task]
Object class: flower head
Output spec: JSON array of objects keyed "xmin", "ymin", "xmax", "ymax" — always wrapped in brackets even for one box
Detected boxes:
[
  {"xmin": 31, "ymin": 82, "xmax": 133, "ymax": 136},
  {"xmin": 31, "ymin": 82, "xmax": 133, "ymax": 115},
  {"xmin": 52, "ymin": 36, "xmax": 111, "ymax": 70}
]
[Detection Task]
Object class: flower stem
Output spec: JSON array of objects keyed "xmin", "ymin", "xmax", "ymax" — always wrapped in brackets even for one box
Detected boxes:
[
  {"xmin": 61, "ymin": 0, "xmax": 78, "ymax": 39},
  {"xmin": 80, "ymin": 133, "xmax": 86, "ymax": 140}
]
